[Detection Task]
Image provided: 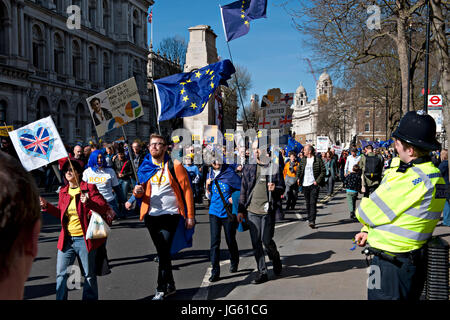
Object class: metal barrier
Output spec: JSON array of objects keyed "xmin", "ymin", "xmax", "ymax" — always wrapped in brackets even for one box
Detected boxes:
[{"xmin": 424, "ymin": 236, "xmax": 449, "ymax": 300}]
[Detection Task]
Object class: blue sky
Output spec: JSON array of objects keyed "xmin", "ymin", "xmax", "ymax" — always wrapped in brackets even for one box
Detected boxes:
[{"xmin": 147, "ymin": 0, "xmax": 326, "ymax": 108}]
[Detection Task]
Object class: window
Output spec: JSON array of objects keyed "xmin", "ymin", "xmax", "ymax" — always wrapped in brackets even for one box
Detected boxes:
[
  {"xmin": 88, "ymin": 46, "xmax": 96, "ymax": 82},
  {"xmin": 75, "ymin": 103, "xmax": 83, "ymax": 138},
  {"xmin": 0, "ymin": 100, "xmax": 7, "ymax": 122},
  {"xmin": 103, "ymin": 0, "xmax": 110, "ymax": 34},
  {"xmin": 32, "ymin": 25, "xmax": 44, "ymax": 69},
  {"xmin": 88, "ymin": 0, "xmax": 96, "ymax": 28},
  {"xmin": 103, "ymin": 52, "xmax": 110, "ymax": 86},
  {"xmin": 365, "ymin": 110, "xmax": 370, "ymax": 117},
  {"xmin": 364, "ymin": 123, "xmax": 370, "ymax": 132},
  {"xmin": 54, "ymin": 33, "xmax": 64, "ymax": 74},
  {"xmin": 133, "ymin": 10, "xmax": 140, "ymax": 44},
  {"xmin": 72, "ymin": 40, "xmax": 81, "ymax": 78},
  {"xmin": 36, "ymin": 97, "xmax": 50, "ymax": 120},
  {"xmin": 0, "ymin": 1, "xmax": 9, "ymax": 55}
]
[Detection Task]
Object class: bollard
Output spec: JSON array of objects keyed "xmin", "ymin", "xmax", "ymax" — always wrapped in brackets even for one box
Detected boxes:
[{"xmin": 425, "ymin": 236, "xmax": 449, "ymax": 300}]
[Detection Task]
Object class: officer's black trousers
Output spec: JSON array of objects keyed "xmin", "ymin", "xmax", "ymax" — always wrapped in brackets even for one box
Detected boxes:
[{"xmin": 367, "ymin": 254, "xmax": 426, "ymax": 300}]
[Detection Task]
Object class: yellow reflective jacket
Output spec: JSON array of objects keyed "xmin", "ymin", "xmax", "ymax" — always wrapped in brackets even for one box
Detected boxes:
[{"xmin": 356, "ymin": 157, "xmax": 446, "ymax": 252}]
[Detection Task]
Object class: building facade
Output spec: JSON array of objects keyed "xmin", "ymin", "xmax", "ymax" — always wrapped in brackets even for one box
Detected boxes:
[
  {"xmin": 291, "ymin": 72, "xmax": 333, "ymax": 145},
  {"xmin": 0, "ymin": 0, "xmax": 153, "ymax": 145}
]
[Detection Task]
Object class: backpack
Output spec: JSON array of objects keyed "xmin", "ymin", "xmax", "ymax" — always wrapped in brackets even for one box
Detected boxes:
[{"xmin": 364, "ymin": 155, "xmax": 383, "ymax": 181}]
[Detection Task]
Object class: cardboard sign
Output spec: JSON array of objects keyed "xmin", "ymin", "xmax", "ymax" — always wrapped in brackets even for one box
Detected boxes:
[{"xmin": 0, "ymin": 125, "xmax": 14, "ymax": 137}]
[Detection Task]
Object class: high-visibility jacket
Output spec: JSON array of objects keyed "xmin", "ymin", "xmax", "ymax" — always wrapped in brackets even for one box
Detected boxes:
[{"xmin": 356, "ymin": 157, "xmax": 446, "ymax": 253}]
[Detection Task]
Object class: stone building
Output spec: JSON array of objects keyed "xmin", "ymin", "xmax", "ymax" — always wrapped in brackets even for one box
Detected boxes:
[
  {"xmin": 291, "ymin": 71, "xmax": 333, "ymax": 145},
  {"xmin": 0, "ymin": 0, "xmax": 153, "ymax": 145}
]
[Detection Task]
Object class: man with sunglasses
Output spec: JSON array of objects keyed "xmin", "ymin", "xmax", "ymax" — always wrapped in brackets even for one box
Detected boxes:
[{"xmin": 133, "ymin": 134, "xmax": 195, "ymax": 300}]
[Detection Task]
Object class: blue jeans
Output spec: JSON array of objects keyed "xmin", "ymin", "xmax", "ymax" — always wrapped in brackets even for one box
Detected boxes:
[
  {"xmin": 108, "ymin": 197, "xmax": 122, "ymax": 218},
  {"xmin": 56, "ymin": 236, "xmax": 98, "ymax": 300},
  {"xmin": 209, "ymin": 214, "xmax": 239, "ymax": 275},
  {"xmin": 443, "ymin": 200, "xmax": 450, "ymax": 226}
]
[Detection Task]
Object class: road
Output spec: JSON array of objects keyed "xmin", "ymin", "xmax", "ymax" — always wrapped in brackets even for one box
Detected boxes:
[{"xmin": 24, "ymin": 182, "xmax": 361, "ymax": 300}]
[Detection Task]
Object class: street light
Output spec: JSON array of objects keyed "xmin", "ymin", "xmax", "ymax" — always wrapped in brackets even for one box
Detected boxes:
[
  {"xmin": 423, "ymin": 0, "xmax": 431, "ymax": 113},
  {"xmin": 407, "ymin": 22, "xmax": 413, "ymax": 113},
  {"xmin": 384, "ymin": 85, "xmax": 390, "ymax": 140},
  {"xmin": 372, "ymin": 99, "xmax": 376, "ymax": 142}
]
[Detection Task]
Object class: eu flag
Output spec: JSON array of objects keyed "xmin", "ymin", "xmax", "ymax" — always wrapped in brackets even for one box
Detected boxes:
[
  {"xmin": 154, "ymin": 59, "xmax": 236, "ymax": 122},
  {"xmin": 220, "ymin": 0, "xmax": 268, "ymax": 42}
]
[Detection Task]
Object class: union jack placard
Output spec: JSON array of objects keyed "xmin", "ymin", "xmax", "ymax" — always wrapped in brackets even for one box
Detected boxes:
[{"xmin": 8, "ymin": 116, "xmax": 68, "ymax": 172}]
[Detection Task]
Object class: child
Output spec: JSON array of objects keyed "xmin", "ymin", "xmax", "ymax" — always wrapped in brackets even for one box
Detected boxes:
[{"xmin": 344, "ymin": 164, "xmax": 362, "ymax": 221}]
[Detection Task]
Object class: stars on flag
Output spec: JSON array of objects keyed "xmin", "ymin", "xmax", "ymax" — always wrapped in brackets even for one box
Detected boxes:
[{"xmin": 178, "ymin": 65, "xmax": 221, "ymax": 110}]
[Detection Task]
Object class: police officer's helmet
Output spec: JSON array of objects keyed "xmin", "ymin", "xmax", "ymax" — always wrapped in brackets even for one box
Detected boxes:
[{"xmin": 392, "ymin": 111, "xmax": 440, "ymax": 151}]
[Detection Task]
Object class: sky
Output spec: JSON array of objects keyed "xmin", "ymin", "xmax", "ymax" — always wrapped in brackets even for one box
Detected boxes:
[{"xmin": 147, "ymin": 0, "xmax": 326, "ymax": 112}]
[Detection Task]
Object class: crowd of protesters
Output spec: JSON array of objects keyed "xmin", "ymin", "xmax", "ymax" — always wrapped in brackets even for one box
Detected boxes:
[{"xmin": 1, "ymin": 131, "xmax": 449, "ymax": 301}]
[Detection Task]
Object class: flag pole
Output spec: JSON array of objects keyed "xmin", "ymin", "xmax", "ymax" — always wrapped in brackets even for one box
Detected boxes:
[
  {"xmin": 219, "ymin": 4, "xmax": 251, "ymax": 129},
  {"xmin": 121, "ymin": 126, "xmax": 140, "ymax": 185},
  {"xmin": 67, "ymin": 157, "xmax": 81, "ymax": 189},
  {"xmin": 149, "ymin": 7, "xmax": 161, "ymax": 135}
]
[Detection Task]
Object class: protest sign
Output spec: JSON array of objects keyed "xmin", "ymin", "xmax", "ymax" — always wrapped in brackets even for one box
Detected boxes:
[{"xmin": 86, "ymin": 77, "xmax": 144, "ymax": 137}]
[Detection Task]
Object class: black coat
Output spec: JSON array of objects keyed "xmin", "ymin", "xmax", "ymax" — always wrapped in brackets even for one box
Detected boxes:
[
  {"xmin": 238, "ymin": 163, "xmax": 285, "ymax": 215},
  {"xmin": 296, "ymin": 156, "xmax": 326, "ymax": 187}
]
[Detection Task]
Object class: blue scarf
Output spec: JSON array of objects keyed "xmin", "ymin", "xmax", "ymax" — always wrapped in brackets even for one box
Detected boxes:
[{"xmin": 137, "ymin": 153, "xmax": 170, "ymax": 185}]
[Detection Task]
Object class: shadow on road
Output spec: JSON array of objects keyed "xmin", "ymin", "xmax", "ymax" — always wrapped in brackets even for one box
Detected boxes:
[
  {"xmin": 296, "ymin": 231, "xmax": 357, "ymax": 241},
  {"xmin": 24, "ymin": 282, "xmax": 56, "ymax": 300}
]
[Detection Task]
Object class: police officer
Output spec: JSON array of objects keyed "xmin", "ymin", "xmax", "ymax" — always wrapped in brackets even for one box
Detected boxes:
[{"xmin": 354, "ymin": 111, "xmax": 446, "ymax": 300}]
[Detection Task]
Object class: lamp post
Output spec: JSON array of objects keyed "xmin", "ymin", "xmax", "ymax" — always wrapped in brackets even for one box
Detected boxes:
[
  {"xmin": 343, "ymin": 109, "xmax": 347, "ymax": 147},
  {"xmin": 407, "ymin": 22, "xmax": 412, "ymax": 113},
  {"xmin": 384, "ymin": 85, "xmax": 390, "ymax": 140},
  {"xmin": 372, "ymin": 99, "xmax": 376, "ymax": 142},
  {"xmin": 423, "ymin": 0, "xmax": 431, "ymax": 113}
]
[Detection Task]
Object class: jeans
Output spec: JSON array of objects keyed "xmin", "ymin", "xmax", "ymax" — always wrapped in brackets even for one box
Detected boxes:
[
  {"xmin": 443, "ymin": 200, "xmax": 450, "ymax": 226},
  {"xmin": 117, "ymin": 178, "xmax": 131, "ymax": 203},
  {"xmin": 248, "ymin": 212, "xmax": 279, "ymax": 275},
  {"xmin": 346, "ymin": 191, "xmax": 358, "ymax": 215},
  {"xmin": 56, "ymin": 236, "xmax": 98, "ymax": 300},
  {"xmin": 108, "ymin": 197, "xmax": 123, "ymax": 218},
  {"xmin": 327, "ymin": 176, "xmax": 335, "ymax": 196},
  {"xmin": 302, "ymin": 185, "xmax": 320, "ymax": 223},
  {"xmin": 209, "ymin": 214, "xmax": 239, "ymax": 275},
  {"xmin": 144, "ymin": 214, "xmax": 180, "ymax": 292},
  {"xmin": 285, "ymin": 183, "xmax": 298, "ymax": 209}
]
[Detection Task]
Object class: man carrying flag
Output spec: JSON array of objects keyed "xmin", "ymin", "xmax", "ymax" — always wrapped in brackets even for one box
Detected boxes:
[{"xmin": 133, "ymin": 134, "xmax": 195, "ymax": 300}]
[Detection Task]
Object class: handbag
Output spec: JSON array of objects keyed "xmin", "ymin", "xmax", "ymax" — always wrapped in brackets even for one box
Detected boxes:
[
  {"xmin": 214, "ymin": 179, "xmax": 236, "ymax": 223},
  {"xmin": 86, "ymin": 211, "xmax": 110, "ymax": 239}
]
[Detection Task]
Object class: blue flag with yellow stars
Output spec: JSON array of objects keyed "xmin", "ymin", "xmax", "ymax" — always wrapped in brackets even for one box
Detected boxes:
[
  {"xmin": 220, "ymin": 0, "xmax": 268, "ymax": 42},
  {"xmin": 154, "ymin": 59, "xmax": 236, "ymax": 122}
]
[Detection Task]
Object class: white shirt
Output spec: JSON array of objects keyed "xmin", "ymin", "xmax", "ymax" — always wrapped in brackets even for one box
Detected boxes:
[
  {"xmin": 303, "ymin": 157, "xmax": 316, "ymax": 187},
  {"xmin": 344, "ymin": 155, "xmax": 361, "ymax": 175},
  {"xmin": 82, "ymin": 167, "xmax": 119, "ymax": 202},
  {"xmin": 148, "ymin": 164, "xmax": 179, "ymax": 216}
]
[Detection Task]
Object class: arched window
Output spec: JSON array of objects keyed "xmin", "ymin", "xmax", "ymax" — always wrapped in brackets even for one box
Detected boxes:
[
  {"xmin": 0, "ymin": 100, "xmax": 7, "ymax": 122},
  {"xmin": 32, "ymin": 25, "xmax": 44, "ymax": 69},
  {"xmin": 36, "ymin": 97, "xmax": 50, "ymax": 120},
  {"xmin": 0, "ymin": 1, "xmax": 9, "ymax": 55},
  {"xmin": 103, "ymin": 0, "xmax": 110, "ymax": 34},
  {"xmin": 88, "ymin": 0, "xmax": 96, "ymax": 28},
  {"xmin": 133, "ymin": 10, "xmax": 140, "ymax": 45},
  {"xmin": 365, "ymin": 123, "xmax": 370, "ymax": 132},
  {"xmin": 103, "ymin": 52, "xmax": 110, "ymax": 87},
  {"xmin": 88, "ymin": 46, "xmax": 97, "ymax": 82},
  {"xmin": 72, "ymin": 40, "xmax": 82, "ymax": 79},
  {"xmin": 54, "ymin": 33, "xmax": 64, "ymax": 74}
]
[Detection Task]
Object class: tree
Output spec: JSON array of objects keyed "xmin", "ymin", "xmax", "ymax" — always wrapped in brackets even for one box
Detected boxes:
[
  {"xmin": 286, "ymin": 0, "xmax": 433, "ymax": 116},
  {"xmin": 157, "ymin": 35, "xmax": 187, "ymax": 67},
  {"xmin": 226, "ymin": 64, "xmax": 254, "ymax": 128}
]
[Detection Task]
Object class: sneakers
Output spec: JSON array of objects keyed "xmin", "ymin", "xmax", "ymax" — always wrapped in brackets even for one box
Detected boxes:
[
  {"xmin": 229, "ymin": 264, "xmax": 238, "ymax": 273},
  {"xmin": 152, "ymin": 291, "xmax": 165, "ymax": 300},
  {"xmin": 252, "ymin": 273, "xmax": 268, "ymax": 284},
  {"xmin": 209, "ymin": 271, "xmax": 220, "ymax": 282},
  {"xmin": 152, "ymin": 285, "xmax": 176, "ymax": 300}
]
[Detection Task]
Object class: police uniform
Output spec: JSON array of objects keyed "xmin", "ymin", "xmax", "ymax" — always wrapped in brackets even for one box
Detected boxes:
[{"xmin": 356, "ymin": 111, "xmax": 446, "ymax": 300}]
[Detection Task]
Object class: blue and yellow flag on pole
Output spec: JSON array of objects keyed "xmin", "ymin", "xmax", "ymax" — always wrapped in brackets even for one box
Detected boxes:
[
  {"xmin": 220, "ymin": 0, "xmax": 268, "ymax": 42},
  {"xmin": 154, "ymin": 59, "xmax": 236, "ymax": 122}
]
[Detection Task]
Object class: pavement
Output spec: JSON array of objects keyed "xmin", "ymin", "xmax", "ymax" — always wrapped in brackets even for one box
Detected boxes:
[{"xmin": 29, "ymin": 183, "xmax": 450, "ymax": 301}]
